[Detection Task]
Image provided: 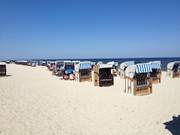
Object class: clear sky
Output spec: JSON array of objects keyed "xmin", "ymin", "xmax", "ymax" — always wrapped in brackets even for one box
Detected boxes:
[{"xmin": 0, "ymin": 0, "xmax": 180, "ymax": 59}]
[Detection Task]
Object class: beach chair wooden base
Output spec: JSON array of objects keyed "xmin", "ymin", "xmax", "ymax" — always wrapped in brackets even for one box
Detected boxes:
[
  {"xmin": 99, "ymin": 79, "xmax": 114, "ymax": 87},
  {"xmin": 79, "ymin": 77, "xmax": 92, "ymax": 82},
  {"xmin": 75, "ymin": 72, "xmax": 92, "ymax": 82},
  {"xmin": 63, "ymin": 75, "xmax": 69, "ymax": 80},
  {"xmin": 94, "ymin": 78, "xmax": 113, "ymax": 87},
  {"xmin": 151, "ymin": 78, "xmax": 161, "ymax": 84},
  {"xmin": 0, "ymin": 72, "xmax": 6, "ymax": 76},
  {"xmin": 125, "ymin": 77, "xmax": 152, "ymax": 96},
  {"xmin": 0, "ymin": 65, "xmax": 6, "ymax": 76},
  {"xmin": 0, "ymin": 74, "xmax": 6, "ymax": 76},
  {"xmin": 134, "ymin": 87, "xmax": 152, "ymax": 96},
  {"xmin": 173, "ymin": 72, "xmax": 180, "ymax": 78}
]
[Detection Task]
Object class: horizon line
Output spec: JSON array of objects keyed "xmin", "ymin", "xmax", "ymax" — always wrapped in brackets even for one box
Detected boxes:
[{"xmin": 1, "ymin": 56, "xmax": 180, "ymax": 61}]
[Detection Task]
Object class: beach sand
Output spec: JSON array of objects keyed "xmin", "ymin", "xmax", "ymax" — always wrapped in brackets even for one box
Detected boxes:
[{"xmin": 0, "ymin": 64, "xmax": 180, "ymax": 135}]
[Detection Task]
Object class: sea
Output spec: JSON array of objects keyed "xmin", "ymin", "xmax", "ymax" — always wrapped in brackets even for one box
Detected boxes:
[{"xmin": 34, "ymin": 57, "xmax": 180, "ymax": 71}]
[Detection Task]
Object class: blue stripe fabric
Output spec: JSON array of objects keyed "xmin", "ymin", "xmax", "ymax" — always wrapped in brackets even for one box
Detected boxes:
[
  {"xmin": 79, "ymin": 62, "xmax": 91, "ymax": 69},
  {"xmin": 135, "ymin": 63, "xmax": 152, "ymax": 73},
  {"xmin": 137, "ymin": 64, "xmax": 140, "ymax": 73},
  {"xmin": 65, "ymin": 69, "xmax": 74, "ymax": 74},
  {"xmin": 151, "ymin": 62, "xmax": 161, "ymax": 69}
]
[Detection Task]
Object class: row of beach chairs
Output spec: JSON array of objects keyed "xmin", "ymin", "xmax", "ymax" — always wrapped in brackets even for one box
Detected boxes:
[{"xmin": 1, "ymin": 60, "xmax": 180, "ymax": 96}]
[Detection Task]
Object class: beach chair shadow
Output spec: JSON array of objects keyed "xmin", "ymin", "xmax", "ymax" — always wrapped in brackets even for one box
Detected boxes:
[
  {"xmin": 164, "ymin": 115, "xmax": 180, "ymax": 135},
  {"xmin": 0, "ymin": 75, "xmax": 12, "ymax": 77}
]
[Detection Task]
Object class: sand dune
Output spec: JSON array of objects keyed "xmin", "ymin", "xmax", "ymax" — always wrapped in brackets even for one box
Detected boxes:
[{"xmin": 0, "ymin": 64, "xmax": 180, "ymax": 135}]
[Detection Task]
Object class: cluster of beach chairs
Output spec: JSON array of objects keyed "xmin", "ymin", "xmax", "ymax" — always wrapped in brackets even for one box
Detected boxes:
[{"xmin": 1, "ymin": 60, "xmax": 180, "ymax": 96}]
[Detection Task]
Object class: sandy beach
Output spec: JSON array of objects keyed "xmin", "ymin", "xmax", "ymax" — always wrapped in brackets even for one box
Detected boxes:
[{"xmin": 0, "ymin": 64, "xmax": 180, "ymax": 135}]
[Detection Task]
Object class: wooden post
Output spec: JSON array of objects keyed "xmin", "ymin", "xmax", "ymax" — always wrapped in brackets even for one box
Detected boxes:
[
  {"xmin": 125, "ymin": 77, "xmax": 126, "ymax": 93},
  {"xmin": 127, "ymin": 79, "xmax": 129, "ymax": 94},
  {"xmin": 130, "ymin": 80, "xmax": 132, "ymax": 94}
]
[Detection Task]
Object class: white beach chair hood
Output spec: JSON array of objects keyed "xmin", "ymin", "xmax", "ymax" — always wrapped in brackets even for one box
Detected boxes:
[
  {"xmin": 167, "ymin": 61, "xmax": 180, "ymax": 70},
  {"xmin": 125, "ymin": 63, "xmax": 152, "ymax": 78},
  {"xmin": 120, "ymin": 61, "xmax": 135, "ymax": 70}
]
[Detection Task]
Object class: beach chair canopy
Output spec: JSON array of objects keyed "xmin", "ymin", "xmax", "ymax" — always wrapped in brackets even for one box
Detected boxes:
[
  {"xmin": 41, "ymin": 61, "xmax": 47, "ymax": 64},
  {"xmin": 136, "ymin": 63, "xmax": 152, "ymax": 73},
  {"xmin": 16, "ymin": 60, "xmax": 28, "ymax": 65},
  {"xmin": 49, "ymin": 61, "xmax": 55, "ymax": 64},
  {"xmin": 79, "ymin": 62, "xmax": 91, "ymax": 69},
  {"xmin": 55, "ymin": 61, "xmax": 64, "ymax": 69},
  {"xmin": 97, "ymin": 61, "xmax": 103, "ymax": 64},
  {"xmin": 125, "ymin": 63, "xmax": 152, "ymax": 78},
  {"xmin": 64, "ymin": 60, "xmax": 72, "ymax": 64},
  {"xmin": 91, "ymin": 62, "xmax": 96, "ymax": 66},
  {"xmin": 75, "ymin": 61, "xmax": 91, "ymax": 71},
  {"xmin": 167, "ymin": 61, "xmax": 180, "ymax": 70},
  {"xmin": 47, "ymin": 61, "xmax": 55, "ymax": 66},
  {"xmin": 149, "ymin": 61, "xmax": 161, "ymax": 69},
  {"xmin": 64, "ymin": 61, "xmax": 74, "ymax": 67},
  {"xmin": 107, "ymin": 61, "xmax": 118, "ymax": 67},
  {"xmin": 72, "ymin": 61, "xmax": 80, "ymax": 64},
  {"xmin": 55, "ymin": 61, "xmax": 64, "ymax": 64},
  {"xmin": 98, "ymin": 63, "xmax": 113, "ymax": 69},
  {"xmin": 120, "ymin": 61, "xmax": 135, "ymax": 70},
  {"xmin": 0, "ymin": 62, "xmax": 6, "ymax": 65},
  {"xmin": 17, "ymin": 60, "xmax": 28, "ymax": 63}
]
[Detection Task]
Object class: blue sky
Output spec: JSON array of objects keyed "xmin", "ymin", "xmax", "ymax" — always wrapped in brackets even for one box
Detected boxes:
[{"xmin": 0, "ymin": 0, "xmax": 180, "ymax": 59}]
